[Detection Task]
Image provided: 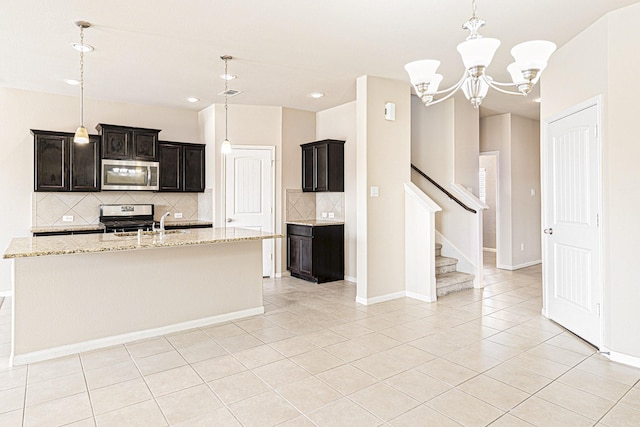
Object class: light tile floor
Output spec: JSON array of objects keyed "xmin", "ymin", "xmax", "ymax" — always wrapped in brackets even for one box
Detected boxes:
[{"xmin": 1, "ymin": 255, "xmax": 640, "ymax": 426}]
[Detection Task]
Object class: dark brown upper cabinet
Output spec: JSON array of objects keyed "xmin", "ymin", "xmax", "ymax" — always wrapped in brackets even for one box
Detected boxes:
[
  {"xmin": 96, "ymin": 123, "xmax": 160, "ymax": 161},
  {"xmin": 33, "ymin": 129, "xmax": 100, "ymax": 192},
  {"xmin": 159, "ymin": 141, "xmax": 205, "ymax": 192},
  {"xmin": 301, "ymin": 139, "xmax": 344, "ymax": 192}
]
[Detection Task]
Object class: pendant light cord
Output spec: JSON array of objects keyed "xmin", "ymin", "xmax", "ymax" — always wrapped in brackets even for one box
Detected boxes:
[
  {"xmin": 224, "ymin": 57, "xmax": 229, "ymax": 140},
  {"xmin": 79, "ymin": 26, "xmax": 85, "ymax": 127}
]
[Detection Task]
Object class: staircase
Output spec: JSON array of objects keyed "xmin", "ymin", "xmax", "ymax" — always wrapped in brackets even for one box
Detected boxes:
[{"xmin": 435, "ymin": 243, "xmax": 474, "ymax": 297}]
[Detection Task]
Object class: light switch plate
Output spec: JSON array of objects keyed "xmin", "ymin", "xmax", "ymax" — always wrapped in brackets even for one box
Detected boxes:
[
  {"xmin": 370, "ymin": 186, "xmax": 379, "ymax": 197},
  {"xmin": 328, "ymin": 212, "xmax": 335, "ymax": 218},
  {"xmin": 321, "ymin": 212, "xmax": 328, "ymax": 218}
]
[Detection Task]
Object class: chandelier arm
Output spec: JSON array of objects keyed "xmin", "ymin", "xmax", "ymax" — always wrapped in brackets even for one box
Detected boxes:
[
  {"xmin": 425, "ymin": 79, "xmax": 468, "ymax": 107},
  {"xmin": 486, "ymin": 79, "xmax": 518, "ymax": 87},
  {"xmin": 483, "ymin": 77, "xmax": 526, "ymax": 96},
  {"xmin": 433, "ymin": 72, "xmax": 468, "ymax": 95}
]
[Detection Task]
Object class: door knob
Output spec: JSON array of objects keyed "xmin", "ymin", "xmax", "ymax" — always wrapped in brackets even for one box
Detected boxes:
[
  {"xmin": 227, "ymin": 218, "xmax": 232, "ymax": 223},
  {"xmin": 544, "ymin": 228, "xmax": 553, "ymax": 235}
]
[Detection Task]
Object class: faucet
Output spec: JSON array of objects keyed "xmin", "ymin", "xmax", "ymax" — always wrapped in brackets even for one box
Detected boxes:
[{"xmin": 159, "ymin": 211, "xmax": 171, "ymax": 233}]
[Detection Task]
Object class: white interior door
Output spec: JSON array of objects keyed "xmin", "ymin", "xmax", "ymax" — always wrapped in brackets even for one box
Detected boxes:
[
  {"xmin": 225, "ymin": 146, "xmax": 274, "ymax": 277},
  {"xmin": 543, "ymin": 103, "xmax": 601, "ymax": 347}
]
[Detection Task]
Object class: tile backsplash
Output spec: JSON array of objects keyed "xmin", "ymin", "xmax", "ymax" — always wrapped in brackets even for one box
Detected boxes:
[
  {"xmin": 32, "ymin": 192, "xmax": 201, "ymax": 227},
  {"xmin": 286, "ymin": 189, "xmax": 344, "ymax": 221}
]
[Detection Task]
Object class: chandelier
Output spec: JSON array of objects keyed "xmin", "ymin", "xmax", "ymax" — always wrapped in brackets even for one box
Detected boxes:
[{"xmin": 404, "ymin": 0, "xmax": 556, "ymax": 108}]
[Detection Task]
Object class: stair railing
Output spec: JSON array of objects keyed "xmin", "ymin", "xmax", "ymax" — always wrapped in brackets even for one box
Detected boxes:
[{"xmin": 411, "ymin": 164, "xmax": 477, "ymax": 214}]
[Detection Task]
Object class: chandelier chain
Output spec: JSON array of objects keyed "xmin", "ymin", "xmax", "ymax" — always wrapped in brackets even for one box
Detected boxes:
[{"xmin": 471, "ymin": 0, "xmax": 477, "ymax": 17}]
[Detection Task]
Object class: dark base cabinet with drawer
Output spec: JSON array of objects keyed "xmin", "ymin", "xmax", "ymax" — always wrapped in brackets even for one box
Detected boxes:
[{"xmin": 287, "ymin": 223, "xmax": 344, "ymax": 283}]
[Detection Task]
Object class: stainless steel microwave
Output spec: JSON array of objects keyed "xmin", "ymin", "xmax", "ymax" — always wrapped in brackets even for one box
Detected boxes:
[{"xmin": 101, "ymin": 159, "xmax": 159, "ymax": 191}]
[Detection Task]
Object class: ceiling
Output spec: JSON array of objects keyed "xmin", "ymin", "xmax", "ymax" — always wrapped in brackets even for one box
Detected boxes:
[{"xmin": 2, "ymin": 1, "xmax": 638, "ymax": 120}]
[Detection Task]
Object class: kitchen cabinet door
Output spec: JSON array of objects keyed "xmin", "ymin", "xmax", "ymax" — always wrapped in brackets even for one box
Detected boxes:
[
  {"xmin": 100, "ymin": 126, "xmax": 130, "ymax": 160},
  {"xmin": 132, "ymin": 130, "xmax": 159, "ymax": 161},
  {"xmin": 70, "ymin": 135, "xmax": 100, "ymax": 191},
  {"xmin": 287, "ymin": 223, "xmax": 344, "ymax": 283},
  {"xmin": 34, "ymin": 132, "xmax": 67, "ymax": 191},
  {"xmin": 183, "ymin": 144, "xmax": 205, "ymax": 192},
  {"xmin": 159, "ymin": 143, "xmax": 182, "ymax": 191}
]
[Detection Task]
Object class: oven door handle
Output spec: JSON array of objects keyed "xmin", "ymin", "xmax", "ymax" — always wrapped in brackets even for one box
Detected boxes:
[{"xmin": 147, "ymin": 167, "xmax": 152, "ymax": 185}]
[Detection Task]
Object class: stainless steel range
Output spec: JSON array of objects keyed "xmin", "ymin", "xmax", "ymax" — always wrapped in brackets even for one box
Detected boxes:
[{"xmin": 99, "ymin": 204, "xmax": 155, "ymax": 232}]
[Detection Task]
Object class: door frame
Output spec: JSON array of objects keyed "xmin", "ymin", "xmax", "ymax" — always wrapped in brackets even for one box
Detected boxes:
[
  {"xmin": 541, "ymin": 95, "xmax": 604, "ymax": 347},
  {"xmin": 225, "ymin": 145, "xmax": 276, "ymax": 277},
  {"xmin": 479, "ymin": 151, "xmax": 500, "ymax": 266}
]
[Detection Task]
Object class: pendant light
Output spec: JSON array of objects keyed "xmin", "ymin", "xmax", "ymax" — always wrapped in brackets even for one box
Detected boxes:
[
  {"xmin": 73, "ymin": 21, "xmax": 93, "ymax": 144},
  {"xmin": 220, "ymin": 55, "xmax": 233, "ymax": 154}
]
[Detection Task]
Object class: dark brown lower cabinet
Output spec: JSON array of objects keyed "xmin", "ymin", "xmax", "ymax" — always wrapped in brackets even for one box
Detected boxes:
[{"xmin": 287, "ymin": 223, "xmax": 344, "ymax": 283}]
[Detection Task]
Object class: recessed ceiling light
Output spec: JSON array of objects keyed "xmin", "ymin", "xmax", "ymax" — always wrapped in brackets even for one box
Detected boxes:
[
  {"xmin": 187, "ymin": 97, "xmax": 200, "ymax": 103},
  {"xmin": 310, "ymin": 92, "xmax": 324, "ymax": 99},
  {"xmin": 71, "ymin": 42, "xmax": 94, "ymax": 52},
  {"xmin": 219, "ymin": 73, "xmax": 237, "ymax": 81},
  {"xmin": 65, "ymin": 79, "xmax": 80, "ymax": 85}
]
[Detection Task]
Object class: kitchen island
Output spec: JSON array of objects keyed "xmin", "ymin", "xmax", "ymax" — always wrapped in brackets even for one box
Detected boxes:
[{"xmin": 3, "ymin": 227, "xmax": 281, "ymax": 365}]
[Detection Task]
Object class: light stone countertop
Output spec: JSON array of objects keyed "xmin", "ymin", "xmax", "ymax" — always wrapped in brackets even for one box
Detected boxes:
[
  {"xmin": 4, "ymin": 227, "xmax": 282, "ymax": 259},
  {"xmin": 285, "ymin": 219, "xmax": 345, "ymax": 226},
  {"xmin": 30, "ymin": 220, "xmax": 213, "ymax": 234}
]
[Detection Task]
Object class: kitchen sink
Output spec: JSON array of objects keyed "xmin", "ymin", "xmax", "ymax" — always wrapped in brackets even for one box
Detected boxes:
[{"xmin": 114, "ymin": 229, "xmax": 189, "ymax": 237}]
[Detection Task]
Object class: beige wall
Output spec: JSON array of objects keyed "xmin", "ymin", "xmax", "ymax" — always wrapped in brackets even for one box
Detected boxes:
[
  {"xmin": 317, "ymin": 102, "xmax": 357, "ymax": 280},
  {"xmin": 356, "ymin": 76, "xmax": 411, "ymax": 302},
  {"xmin": 480, "ymin": 113, "xmax": 541, "ymax": 269},
  {"xmin": 0, "ymin": 87, "xmax": 200, "ymax": 294},
  {"xmin": 282, "ymin": 108, "xmax": 316, "ymax": 274},
  {"xmin": 510, "ymin": 115, "xmax": 541, "ymax": 266},
  {"xmin": 454, "ymin": 96, "xmax": 480, "ymax": 195},
  {"xmin": 541, "ymin": 2, "xmax": 640, "ymax": 360}
]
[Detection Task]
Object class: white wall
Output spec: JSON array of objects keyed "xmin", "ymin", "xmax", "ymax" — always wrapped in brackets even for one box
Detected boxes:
[
  {"xmin": 356, "ymin": 76, "xmax": 411, "ymax": 303},
  {"xmin": 317, "ymin": 102, "xmax": 357, "ymax": 281},
  {"xmin": 0, "ymin": 87, "xmax": 200, "ymax": 294},
  {"xmin": 480, "ymin": 154, "xmax": 497, "ymax": 250},
  {"xmin": 541, "ymin": 2, "xmax": 640, "ymax": 361}
]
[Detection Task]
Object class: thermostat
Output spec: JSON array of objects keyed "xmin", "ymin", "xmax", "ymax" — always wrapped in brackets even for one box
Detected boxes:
[{"xmin": 385, "ymin": 102, "xmax": 396, "ymax": 121}]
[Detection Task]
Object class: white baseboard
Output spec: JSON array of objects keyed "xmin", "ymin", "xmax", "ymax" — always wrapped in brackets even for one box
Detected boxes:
[
  {"xmin": 605, "ymin": 350, "xmax": 640, "ymax": 369},
  {"xmin": 344, "ymin": 275, "xmax": 357, "ymax": 283},
  {"xmin": 355, "ymin": 291, "xmax": 406, "ymax": 306},
  {"xmin": 0, "ymin": 290, "xmax": 12, "ymax": 298},
  {"xmin": 274, "ymin": 271, "xmax": 291, "ymax": 278},
  {"xmin": 11, "ymin": 306, "xmax": 265, "ymax": 366},
  {"xmin": 405, "ymin": 291, "xmax": 436, "ymax": 303},
  {"xmin": 356, "ymin": 290, "xmax": 437, "ymax": 306},
  {"xmin": 497, "ymin": 259, "xmax": 541, "ymax": 271}
]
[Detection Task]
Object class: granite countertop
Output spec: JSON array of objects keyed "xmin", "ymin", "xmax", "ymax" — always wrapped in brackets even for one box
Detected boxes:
[
  {"xmin": 286, "ymin": 219, "xmax": 345, "ymax": 226},
  {"xmin": 30, "ymin": 220, "xmax": 214, "ymax": 234},
  {"xmin": 4, "ymin": 227, "xmax": 282, "ymax": 259},
  {"xmin": 30, "ymin": 224, "xmax": 106, "ymax": 234}
]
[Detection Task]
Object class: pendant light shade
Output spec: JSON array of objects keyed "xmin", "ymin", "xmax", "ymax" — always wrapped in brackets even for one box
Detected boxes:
[
  {"xmin": 456, "ymin": 37, "xmax": 501, "ymax": 69},
  {"xmin": 74, "ymin": 126, "xmax": 89, "ymax": 144},
  {"xmin": 221, "ymin": 139, "xmax": 232, "ymax": 154}
]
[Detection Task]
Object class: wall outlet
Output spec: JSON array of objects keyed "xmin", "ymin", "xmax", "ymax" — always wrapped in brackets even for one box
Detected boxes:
[
  {"xmin": 328, "ymin": 212, "xmax": 335, "ymax": 219},
  {"xmin": 530, "ymin": 188, "xmax": 536, "ymax": 196},
  {"xmin": 321, "ymin": 212, "xmax": 328, "ymax": 218},
  {"xmin": 174, "ymin": 212, "xmax": 183, "ymax": 219},
  {"xmin": 521, "ymin": 243, "xmax": 525, "ymax": 251},
  {"xmin": 62, "ymin": 215, "xmax": 73, "ymax": 222}
]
